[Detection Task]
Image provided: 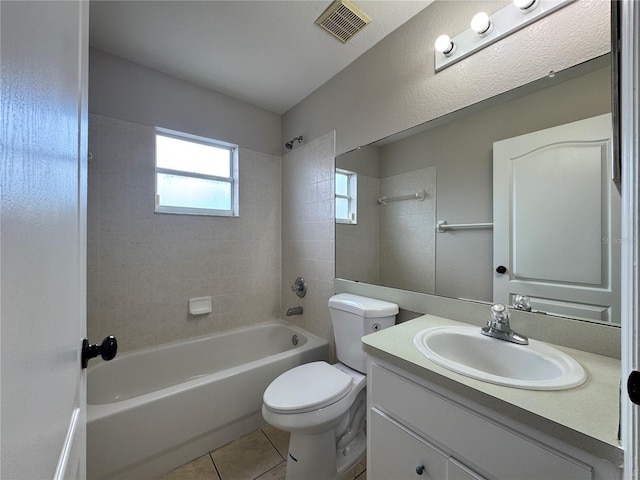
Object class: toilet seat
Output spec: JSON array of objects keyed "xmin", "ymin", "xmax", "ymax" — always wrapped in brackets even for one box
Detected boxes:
[{"xmin": 263, "ymin": 361, "xmax": 353, "ymax": 414}]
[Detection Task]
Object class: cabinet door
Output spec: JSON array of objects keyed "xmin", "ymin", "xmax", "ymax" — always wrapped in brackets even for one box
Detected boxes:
[
  {"xmin": 371, "ymin": 365, "xmax": 593, "ymax": 480},
  {"xmin": 370, "ymin": 409, "xmax": 448, "ymax": 480}
]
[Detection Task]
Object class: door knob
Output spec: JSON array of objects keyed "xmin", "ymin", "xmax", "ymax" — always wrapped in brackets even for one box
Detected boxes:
[
  {"xmin": 628, "ymin": 370, "xmax": 640, "ymax": 405},
  {"xmin": 81, "ymin": 335, "xmax": 118, "ymax": 369},
  {"xmin": 496, "ymin": 265, "xmax": 507, "ymax": 274}
]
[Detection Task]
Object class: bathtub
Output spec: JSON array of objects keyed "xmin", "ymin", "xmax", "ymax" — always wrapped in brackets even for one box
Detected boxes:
[{"xmin": 87, "ymin": 320, "xmax": 329, "ymax": 480}]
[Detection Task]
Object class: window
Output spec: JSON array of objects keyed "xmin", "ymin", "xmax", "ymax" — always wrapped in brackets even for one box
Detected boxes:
[
  {"xmin": 335, "ymin": 168, "xmax": 357, "ymax": 224},
  {"xmin": 155, "ymin": 128, "xmax": 239, "ymax": 216}
]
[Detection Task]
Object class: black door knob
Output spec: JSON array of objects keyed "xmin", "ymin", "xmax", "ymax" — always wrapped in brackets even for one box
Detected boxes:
[
  {"xmin": 416, "ymin": 465, "xmax": 425, "ymax": 475},
  {"xmin": 496, "ymin": 265, "xmax": 507, "ymax": 274},
  {"xmin": 628, "ymin": 370, "xmax": 640, "ymax": 405},
  {"xmin": 81, "ymin": 335, "xmax": 118, "ymax": 369}
]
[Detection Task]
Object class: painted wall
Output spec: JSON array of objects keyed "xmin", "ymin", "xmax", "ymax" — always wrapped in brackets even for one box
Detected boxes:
[
  {"xmin": 282, "ymin": 0, "xmax": 610, "ymax": 157},
  {"xmin": 87, "ymin": 114, "xmax": 281, "ymax": 352},
  {"xmin": 89, "ymin": 49, "xmax": 281, "ymax": 156}
]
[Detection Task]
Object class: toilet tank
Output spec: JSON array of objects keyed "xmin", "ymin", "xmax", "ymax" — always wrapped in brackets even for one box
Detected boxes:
[{"xmin": 328, "ymin": 294, "xmax": 399, "ymax": 373}]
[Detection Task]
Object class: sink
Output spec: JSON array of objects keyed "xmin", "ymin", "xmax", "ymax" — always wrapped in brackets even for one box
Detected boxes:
[{"xmin": 413, "ymin": 326, "xmax": 586, "ymax": 390}]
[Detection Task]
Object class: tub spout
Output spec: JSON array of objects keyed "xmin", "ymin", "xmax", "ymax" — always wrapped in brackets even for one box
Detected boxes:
[{"xmin": 286, "ymin": 306, "xmax": 303, "ymax": 316}]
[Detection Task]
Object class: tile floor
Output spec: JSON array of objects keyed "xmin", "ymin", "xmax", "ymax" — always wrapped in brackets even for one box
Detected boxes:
[{"xmin": 157, "ymin": 424, "xmax": 367, "ymax": 480}]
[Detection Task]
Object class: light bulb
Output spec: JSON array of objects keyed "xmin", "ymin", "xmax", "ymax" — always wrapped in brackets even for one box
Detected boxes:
[
  {"xmin": 434, "ymin": 34, "xmax": 455, "ymax": 56},
  {"xmin": 513, "ymin": 0, "xmax": 539, "ymax": 12},
  {"xmin": 470, "ymin": 12, "xmax": 492, "ymax": 36}
]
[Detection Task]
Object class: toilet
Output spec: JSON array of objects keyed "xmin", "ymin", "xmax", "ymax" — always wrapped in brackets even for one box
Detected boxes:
[{"xmin": 262, "ymin": 293, "xmax": 398, "ymax": 480}]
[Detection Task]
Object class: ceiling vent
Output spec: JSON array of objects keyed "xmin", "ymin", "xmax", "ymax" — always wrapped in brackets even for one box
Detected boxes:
[{"xmin": 315, "ymin": 0, "xmax": 371, "ymax": 43}]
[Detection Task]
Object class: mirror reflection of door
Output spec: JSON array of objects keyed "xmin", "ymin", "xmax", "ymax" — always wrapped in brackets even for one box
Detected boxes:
[{"xmin": 493, "ymin": 114, "xmax": 620, "ymax": 323}]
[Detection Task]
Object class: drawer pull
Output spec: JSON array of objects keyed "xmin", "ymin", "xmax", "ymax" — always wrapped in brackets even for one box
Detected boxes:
[{"xmin": 416, "ymin": 465, "xmax": 425, "ymax": 475}]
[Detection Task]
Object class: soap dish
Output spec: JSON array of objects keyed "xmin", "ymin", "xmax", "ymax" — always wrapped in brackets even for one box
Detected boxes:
[{"xmin": 189, "ymin": 296, "xmax": 212, "ymax": 315}]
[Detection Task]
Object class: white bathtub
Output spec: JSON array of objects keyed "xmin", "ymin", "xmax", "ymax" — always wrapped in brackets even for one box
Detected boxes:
[{"xmin": 87, "ymin": 321, "xmax": 329, "ymax": 480}]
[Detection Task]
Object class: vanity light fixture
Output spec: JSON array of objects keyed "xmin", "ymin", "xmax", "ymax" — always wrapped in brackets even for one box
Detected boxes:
[
  {"xmin": 434, "ymin": 34, "xmax": 455, "ymax": 56},
  {"xmin": 434, "ymin": 0, "xmax": 574, "ymax": 72},
  {"xmin": 513, "ymin": 0, "xmax": 540, "ymax": 13},
  {"xmin": 470, "ymin": 12, "xmax": 492, "ymax": 36}
]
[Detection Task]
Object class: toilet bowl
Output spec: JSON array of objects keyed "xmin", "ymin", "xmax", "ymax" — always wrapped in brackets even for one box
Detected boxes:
[
  {"xmin": 262, "ymin": 362, "xmax": 366, "ymax": 479},
  {"xmin": 262, "ymin": 294, "xmax": 398, "ymax": 480}
]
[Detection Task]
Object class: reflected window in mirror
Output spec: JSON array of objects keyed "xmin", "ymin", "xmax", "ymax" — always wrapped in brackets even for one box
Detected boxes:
[{"xmin": 336, "ymin": 168, "xmax": 358, "ymax": 224}]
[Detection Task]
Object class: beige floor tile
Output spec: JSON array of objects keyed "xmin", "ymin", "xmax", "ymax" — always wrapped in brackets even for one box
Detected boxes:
[
  {"xmin": 211, "ymin": 430, "xmax": 282, "ymax": 480},
  {"xmin": 156, "ymin": 454, "xmax": 220, "ymax": 480},
  {"xmin": 340, "ymin": 464, "xmax": 357, "ymax": 480},
  {"xmin": 355, "ymin": 469, "xmax": 367, "ymax": 480},
  {"xmin": 340, "ymin": 456, "xmax": 367, "ymax": 480},
  {"xmin": 255, "ymin": 461, "xmax": 286, "ymax": 480},
  {"xmin": 261, "ymin": 424, "xmax": 290, "ymax": 460}
]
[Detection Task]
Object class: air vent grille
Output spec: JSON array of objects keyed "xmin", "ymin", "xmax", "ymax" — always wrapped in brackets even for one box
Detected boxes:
[{"xmin": 315, "ymin": 0, "xmax": 371, "ymax": 43}]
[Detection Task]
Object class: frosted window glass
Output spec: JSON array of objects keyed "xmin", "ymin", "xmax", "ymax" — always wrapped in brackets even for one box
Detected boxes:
[
  {"xmin": 157, "ymin": 173, "xmax": 231, "ymax": 210},
  {"xmin": 156, "ymin": 134, "xmax": 230, "ymax": 177},
  {"xmin": 336, "ymin": 172, "xmax": 348, "ymax": 196},
  {"xmin": 336, "ymin": 198, "xmax": 349, "ymax": 220}
]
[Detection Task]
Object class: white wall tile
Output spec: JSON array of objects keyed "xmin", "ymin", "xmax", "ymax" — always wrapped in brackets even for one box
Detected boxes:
[
  {"xmin": 281, "ymin": 132, "xmax": 336, "ymax": 350},
  {"xmin": 88, "ymin": 114, "xmax": 282, "ymax": 352}
]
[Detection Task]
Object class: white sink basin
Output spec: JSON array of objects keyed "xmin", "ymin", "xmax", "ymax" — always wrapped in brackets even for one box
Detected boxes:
[{"xmin": 413, "ymin": 326, "xmax": 586, "ymax": 390}]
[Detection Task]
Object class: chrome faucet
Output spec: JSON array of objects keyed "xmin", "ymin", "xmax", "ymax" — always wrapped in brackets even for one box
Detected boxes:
[
  {"xmin": 513, "ymin": 294, "xmax": 532, "ymax": 312},
  {"xmin": 286, "ymin": 306, "xmax": 303, "ymax": 316},
  {"xmin": 481, "ymin": 304, "xmax": 528, "ymax": 345}
]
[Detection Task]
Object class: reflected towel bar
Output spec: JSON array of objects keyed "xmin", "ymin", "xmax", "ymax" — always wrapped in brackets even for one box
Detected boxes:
[
  {"xmin": 378, "ymin": 189, "xmax": 426, "ymax": 206},
  {"xmin": 437, "ymin": 220, "xmax": 493, "ymax": 233}
]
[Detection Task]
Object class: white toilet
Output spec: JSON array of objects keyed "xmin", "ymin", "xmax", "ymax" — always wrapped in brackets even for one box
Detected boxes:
[{"xmin": 262, "ymin": 293, "xmax": 398, "ymax": 480}]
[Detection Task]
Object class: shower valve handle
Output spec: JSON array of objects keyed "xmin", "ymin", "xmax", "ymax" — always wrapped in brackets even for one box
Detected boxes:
[
  {"xmin": 81, "ymin": 335, "xmax": 118, "ymax": 369},
  {"xmin": 291, "ymin": 277, "xmax": 307, "ymax": 298}
]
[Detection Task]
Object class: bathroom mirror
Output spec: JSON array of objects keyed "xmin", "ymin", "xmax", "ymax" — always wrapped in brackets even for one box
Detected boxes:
[{"xmin": 335, "ymin": 53, "xmax": 621, "ymax": 325}]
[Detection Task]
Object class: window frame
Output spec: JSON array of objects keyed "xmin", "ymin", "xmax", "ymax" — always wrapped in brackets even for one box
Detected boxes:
[
  {"xmin": 154, "ymin": 127, "xmax": 239, "ymax": 217},
  {"xmin": 335, "ymin": 168, "xmax": 358, "ymax": 225}
]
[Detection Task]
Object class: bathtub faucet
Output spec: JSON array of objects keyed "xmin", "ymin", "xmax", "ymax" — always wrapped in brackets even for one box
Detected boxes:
[{"xmin": 286, "ymin": 306, "xmax": 303, "ymax": 316}]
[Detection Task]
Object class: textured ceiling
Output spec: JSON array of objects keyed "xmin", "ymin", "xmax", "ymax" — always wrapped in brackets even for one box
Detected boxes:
[{"xmin": 89, "ymin": 1, "xmax": 433, "ymax": 115}]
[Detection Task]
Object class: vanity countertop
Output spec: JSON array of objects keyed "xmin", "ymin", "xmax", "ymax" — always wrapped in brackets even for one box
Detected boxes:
[{"xmin": 362, "ymin": 314, "xmax": 623, "ymax": 466}]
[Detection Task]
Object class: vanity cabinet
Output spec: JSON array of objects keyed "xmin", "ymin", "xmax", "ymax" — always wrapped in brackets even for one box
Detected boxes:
[
  {"xmin": 370, "ymin": 409, "xmax": 483, "ymax": 480},
  {"xmin": 367, "ymin": 362, "xmax": 619, "ymax": 480}
]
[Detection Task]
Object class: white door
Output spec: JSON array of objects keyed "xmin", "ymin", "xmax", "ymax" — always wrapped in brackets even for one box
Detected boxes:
[
  {"xmin": 1, "ymin": 1, "xmax": 88, "ymax": 479},
  {"xmin": 493, "ymin": 114, "xmax": 620, "ymax": 323},
  {"xmin": 620, "ymin": 1, "xmax": 640, "ymax": 477}
]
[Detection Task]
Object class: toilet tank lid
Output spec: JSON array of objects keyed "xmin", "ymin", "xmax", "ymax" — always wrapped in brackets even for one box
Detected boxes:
[{"xmin": 328, "ymin": 293, "xmax": 399, "ymax": 317}]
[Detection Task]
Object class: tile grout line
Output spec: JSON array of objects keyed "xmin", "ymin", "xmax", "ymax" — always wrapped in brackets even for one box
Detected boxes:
[
  {"xmin": 208, "ymin": 452, "xmax": 223, "ymax": 480},
  {"xmin": 260, "ymin": 427, "xmax": 286, "ymax": 461},
  {"xmin": 252, "ymin": 460, "xmax": 286, "ymax": 480}
]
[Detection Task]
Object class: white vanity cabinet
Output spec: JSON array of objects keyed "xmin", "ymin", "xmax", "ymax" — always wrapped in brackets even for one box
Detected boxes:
[
  {"xmin": 369, "ymin": 409, "xmax": 483, "ymax": 480},
  {"xmin": 367, "ymin": 362, "xmax": 620, "ymax": 480}
]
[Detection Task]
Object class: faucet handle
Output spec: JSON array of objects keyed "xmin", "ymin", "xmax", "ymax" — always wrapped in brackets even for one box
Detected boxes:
[
  {"xmin": 513, "ymin": 294, "xmax": 532, "ymax": 312},
  {"xmin": 490, "ymin": 303, "xmax": 510, "ymax": 325},
  {"xmin": 291, "ymin": 277, "xmax": 306, "ymax": 298},
  {"xmin": 483, "ymin": 304, "xmax": 528, "ymax": 345}
]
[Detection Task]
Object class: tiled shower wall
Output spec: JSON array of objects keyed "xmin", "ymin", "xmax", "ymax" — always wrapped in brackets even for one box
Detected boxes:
[
  {"xmin": 281, "ymin": 132, "xmax": 336, "ymax": 352},
  {"xmin": 87, "ymin": 114, "xmax": 281, "ymax": 352},
  {"xmin": 379, "ymin": 167, "xmax": 436, "ymax": 293}
]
